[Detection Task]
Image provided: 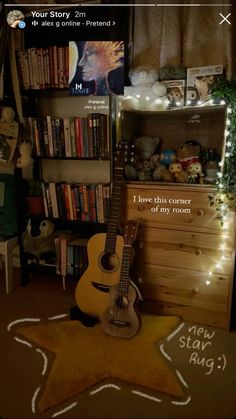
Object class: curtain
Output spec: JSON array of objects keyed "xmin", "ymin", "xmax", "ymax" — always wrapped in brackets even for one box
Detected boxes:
[{"xmin": 131, "ymin": 0, "xmax": 235, "ymax": 80}]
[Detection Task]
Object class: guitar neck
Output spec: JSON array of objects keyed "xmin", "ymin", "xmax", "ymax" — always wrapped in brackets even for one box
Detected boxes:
[
  {"xmin": 118, "ymin": 245, "xmax": 132, "ymax": 296},
  {"xmin": 105, "ymin": 166, "xmax": 123, "ymax": 254}
]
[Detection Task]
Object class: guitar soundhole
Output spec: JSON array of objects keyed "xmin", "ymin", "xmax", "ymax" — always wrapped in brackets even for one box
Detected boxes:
[{"xmin": 100, "ymin": 252, "xmax": 119, "ymax": 272}]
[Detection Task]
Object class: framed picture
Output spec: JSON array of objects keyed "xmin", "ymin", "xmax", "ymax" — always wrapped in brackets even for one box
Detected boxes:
[
  {"xmin": 186, "ymin": 65, "xmax": 223, "ymax": 106},
  {"xmin": 162, "ymin": 79, "xmax": 185, "ymax": 108},
  {"xmin": 69, "ymin": 41, "xmax": 124, "ymax": 96}
]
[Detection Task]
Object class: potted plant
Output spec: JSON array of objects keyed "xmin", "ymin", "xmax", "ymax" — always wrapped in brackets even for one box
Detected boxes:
[{"xmin": 26, "ymin": 179, "xmax": 45, "ymax": 216}]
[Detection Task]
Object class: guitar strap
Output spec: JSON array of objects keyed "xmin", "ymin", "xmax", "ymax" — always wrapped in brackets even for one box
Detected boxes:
[{"xmin": 129, "ymin": 278, "xmax": 143, "ymax": 301}]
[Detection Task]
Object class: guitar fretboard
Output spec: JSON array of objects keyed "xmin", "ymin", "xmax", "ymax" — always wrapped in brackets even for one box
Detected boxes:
[
  {"xmin": 118, "ymin": 245, "xmax": 131, "ymax": 296},
  {"xmin": 105, "ymin": 167, "xmax": 123, "ymax": 254}
]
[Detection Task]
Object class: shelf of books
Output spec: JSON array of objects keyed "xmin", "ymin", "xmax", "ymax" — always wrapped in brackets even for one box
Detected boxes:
[
  {"xmin": 17, "ymin": 46, "xmax": 69, "ymax": 90},
  {"xmin": 23, "ymin": 113, "xmax": 110, "ymax": 159},
  {"xmin": 42, "ymin": 181, "xmax": 110, "ymax": 223},
  {"xmin": 27, "ymin": 233, "xmax": 89, "ymax": 290},
  {"xmin": 54, "ymin": 233, "xmax": 89, "ymax": 290}
]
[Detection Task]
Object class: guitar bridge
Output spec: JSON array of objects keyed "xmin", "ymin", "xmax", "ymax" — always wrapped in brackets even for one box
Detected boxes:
[
  {"xmin": 91, "ymin": 282, "xmax": 111, "ymax": 293},
  {"xmin": 109, "ymin": 319, "xmax": 131, "ymax": 328}
]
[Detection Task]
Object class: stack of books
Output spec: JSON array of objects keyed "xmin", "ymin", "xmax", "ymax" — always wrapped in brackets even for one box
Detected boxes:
[
  {"xmin": 23, "ymin": 113, "xmax": 110, "ymax": 159},
  {"xmin": 42, "ymin": 181, "xmax": 110, "ymax": 223},
  {"xmin": 17, "ymin": 46, "xmax": 69, "ymax": 90}
]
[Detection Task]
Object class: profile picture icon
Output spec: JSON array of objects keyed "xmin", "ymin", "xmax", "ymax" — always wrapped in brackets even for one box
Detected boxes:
[{"xmin": 6, "ymin": 10, "xmax": 25, "ymax": 28}]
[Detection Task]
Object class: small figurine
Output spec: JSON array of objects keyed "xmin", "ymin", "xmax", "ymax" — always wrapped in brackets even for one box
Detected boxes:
[
  {"xmin": 169, "ymin": 162, "xmax": 188, "ymax": 183},
  {"xmin": 187, "ymin": 162, "xmax": 204, "ymax": 184},
  {"xmin": 159, "ymin": 149, "xmax": 177, "ymax": 166}
]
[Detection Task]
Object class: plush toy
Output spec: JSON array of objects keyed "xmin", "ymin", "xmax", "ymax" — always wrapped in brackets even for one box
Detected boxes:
[
  {"xmin": 159, "ymin": 149, "xmax": 177, "ymax": 166},
  {"xmin": 125, "ymin": 136, "xmax": 160, "ymax": 181},
  {"xmin": 169, "ymin": 162, "xmax": 188, "ymax": 183},
  {"xmin": 177, "ymin": 141, "xmax": 200, "ymax": 171},
  {"xmin": 152, "ymin": 161, "xmax": 166, "ymax": 181},
  {"xmin": 16, "ymin": 142, "xmax": 33, "ymax": 168},
  {"xmin": 187, "ymin": 162, "xmax": 204, "ymax": 184},
  {"xmin": 22, "ymin": 217, "xmax": 56, "ymax": 258},
  {"xmin": 121, "ymin": 66, "xmax": 169, "ymax": 111},
  {"xmin": 152, "ymin": 162, "xmax": 174, "ymax": 182}
]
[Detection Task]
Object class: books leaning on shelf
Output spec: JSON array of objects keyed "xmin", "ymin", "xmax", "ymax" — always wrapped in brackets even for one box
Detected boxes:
[
  {"xmin": 54, "ymin": 232, "xmax": 88, "ymax": 278},
  {"xmin": 16, "ymin": 46, "xmax": 69, "ymax": 90},
  {"xmin": 42, "ymin": 181, "xmax": 110, "ymax": 223},
  {"xmin": 22, "ymin": 113, "xmax": 110, "ymax": 159}
]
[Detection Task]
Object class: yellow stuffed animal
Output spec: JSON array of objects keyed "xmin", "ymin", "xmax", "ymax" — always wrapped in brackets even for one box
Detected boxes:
[{"xmin": 169, "ymin": 162, "xmax": 188, "ymax": 183}]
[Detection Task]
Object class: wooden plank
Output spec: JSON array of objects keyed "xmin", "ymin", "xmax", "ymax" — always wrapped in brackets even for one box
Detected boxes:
[
  {"xmin": 136, "ymin": 263, "xmax": 229, "ymax": 312},
  {"xmin": 122, "ymin": 184, "xmax": 235, "ymax": 233},
  {"xmin": 135, "ymin": 227, "xmax": 233, "ymax": 274}
]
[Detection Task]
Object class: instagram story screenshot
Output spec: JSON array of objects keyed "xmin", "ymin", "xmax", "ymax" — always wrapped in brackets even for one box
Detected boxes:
[{"xmin": 0, "ymin": 1, "xmax": 236, "ymax": 419}]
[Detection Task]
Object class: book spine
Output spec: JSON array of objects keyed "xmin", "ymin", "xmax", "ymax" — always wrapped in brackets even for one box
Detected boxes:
[
  {"xmin": 42, "ymin": 118, "xmax": 50, "ymax": 157},
  {"xmin": 82, "ymin": 185, "xmax": 89, "ymax": 221},
  {"xmin": 58, "ymin": 46, "xmax": 64, "ymax": 89},
  {"xmin": 32, "ymin": 118, "xmax": 41, "ymax": 156},
  {"xmin": 46, "ymin": 115, "xmax": 54, "ymax": 157},
  {"xmin": 63, "ymin": 118, "xmax": 72, "ymax": 157},
  {"xmin": 54, "ymin": 235, "xmax": 61, "ymax": 275},
  {"xmin": 44, "ymin": 182, "xmax": 53, "ymax": 218},
  {"xmin": 67, "ymin": 184, "xmax": 74, "ymax": 220},
  {"xmin": 48, "ymin": 46, "xmax": 54, "ymax": 88},
  {"xmin": 41, "ymin": 182, "xmax": 49, "ymax": 218},
  {"xmin": 53, "ymin": 46, "xmax": 58, "ymax": 88},
  {"xmin": 87, "ymin": 114, "xmax": 94, "ymax": 158},
  {"xmin": 64, "ymin": 45, "xmax": 69, "ymax": 88},
  {"xmin": 70, "ymin": 118, "xmax": 76, "ymax": 157},
  {"xmin": 37, "ymin": 48, "xmax": 44, "ymax": 89},
  {"xmin": 97, "ymin": 183, "xmax": 104, "ymax": 223},
  {"xmin": 27, "ymin": 48, "xmax": 34, "ymax": 89},
  {"xmin": 74, "ymin": 117, "xmax": 82, "ymax": 157},
  {"xmin": 51, "ymin": 118, "xmax": 59, "ymax": 157},
  {"xmin": 67, "ymin": 244, "xmax": 74, "ymax": 275},
  {"xmin": 60, "ymin": 237, "xmax": 67, "ymax": 277},
  {"xmin": 49, "ymin": 182, "xmax": 59, "ymax": 218}
]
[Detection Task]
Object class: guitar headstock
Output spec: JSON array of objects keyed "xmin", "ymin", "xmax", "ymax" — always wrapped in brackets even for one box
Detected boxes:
[
  {"xmin": 114, "ymin": 140, "xmax": 134, "ymax": 169},
  {"xmin": 123, "ymin": 220, "xmax": 139, "ymax": 246}
]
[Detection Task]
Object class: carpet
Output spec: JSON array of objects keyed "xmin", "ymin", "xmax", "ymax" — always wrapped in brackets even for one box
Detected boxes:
[{"xmin": 16, "ymin": 314, "xmax": 185, "ymax": 412}]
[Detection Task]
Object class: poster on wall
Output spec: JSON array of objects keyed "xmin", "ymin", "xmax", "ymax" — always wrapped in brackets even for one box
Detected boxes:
[{"xmin": 69, "ymin": 40, "xmax": 124, "ymax": 96}]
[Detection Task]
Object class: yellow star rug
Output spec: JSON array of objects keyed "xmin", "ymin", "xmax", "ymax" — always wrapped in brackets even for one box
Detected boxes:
[{"xmin": 16, "ymin": 314, "xmax": 185, "ymax": 412}]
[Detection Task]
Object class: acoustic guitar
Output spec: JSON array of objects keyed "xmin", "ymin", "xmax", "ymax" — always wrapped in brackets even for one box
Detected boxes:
[
  {"xmin": 75, "ymin": 141, "xmax": 132, "ymax": 319},
  {"xmin": 101, "ymin": 220, "xmax": 141, "ymax": 339}
]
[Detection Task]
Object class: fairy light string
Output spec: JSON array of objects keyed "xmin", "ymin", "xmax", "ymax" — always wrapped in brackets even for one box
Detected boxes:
[{"xmin": 206, "ymin": 80, "xmax": 236, "ymax": 285}]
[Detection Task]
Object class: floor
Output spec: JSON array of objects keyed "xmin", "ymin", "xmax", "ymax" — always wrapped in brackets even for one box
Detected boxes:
[{"xmin": 0, "ymin": 268, "xmax": 236, "ymax": 419}]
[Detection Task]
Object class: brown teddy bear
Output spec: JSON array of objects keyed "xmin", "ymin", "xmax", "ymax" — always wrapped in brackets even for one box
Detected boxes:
[{"xmin": 177, "ymin": 141, "xmax": 200, "ymax": 171}]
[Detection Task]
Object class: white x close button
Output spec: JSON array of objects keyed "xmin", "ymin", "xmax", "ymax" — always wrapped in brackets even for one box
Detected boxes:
[{"xmin": 219, "ymin": 13, "xmax": 231, "ymax": 25}]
